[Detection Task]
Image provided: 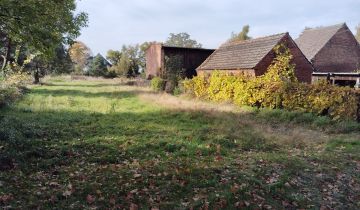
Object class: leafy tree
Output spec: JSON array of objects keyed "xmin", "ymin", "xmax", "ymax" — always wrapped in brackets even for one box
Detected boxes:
[
  {"xmin": 24, "ymin": 44, "xmax": 74, "ymax": 83},
  {"xmin": 106, "ymin": 50, "xmax": 122, "ymax": 65},
  {"xmin": 69, "ymin": 41, "xmax": 92, "ymax": 74},
  {"xmin": 106, "ymin": 42, "xmax": 153, "ymax": 77},
  {"xmin": 164, "ymin": 55, "xmax": 184, "ymax": 93},
  {"xmin": 228, "ymin": 25, "xmax": 251, "ymax": 43},
  {"xmin": 87, "ymin": 54, "xmax": 109, "ymax": 77},
  {"xmin": 0, "ymin": 0, "xmax": 88, "ymax": 59},
  {"xmin": 110, "ymin": 45, "xmax": 141, "ymax": 77},
  {"xmin": 0, "ymin": 0, "xmax": 88, "ymax": 82},
  {"xmin": 48, "ymin": 44, "xmax": 74, "ymax": 75},
  {"xmin": 139, "ymin": 42, "xmax": 152, "ymax": 71},
  {"xmin": 165, "ymin": 33, "xmax": 202, "ymax": 48},
  {"xmin": 356, "ymin": 24, "xmax": 360, "ymax": 43}
]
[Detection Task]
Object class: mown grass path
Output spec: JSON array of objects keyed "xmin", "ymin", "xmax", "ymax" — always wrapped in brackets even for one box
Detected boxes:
[{"xmin": 0, "ymin": 79, "xmax": 359, "ymax": 209}]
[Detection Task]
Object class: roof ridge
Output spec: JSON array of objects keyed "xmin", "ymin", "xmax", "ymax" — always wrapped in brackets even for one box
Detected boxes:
[
  {"xmin": 303, "ymin": 22, "xmax": 345, "ymax": 32},
  {"xmin": 221, "ymin": 32, "xmax": 288, "ymax": 48},
  {"xmin": 296, "ymin": 23, "xmax": 347, "ymax": 60}
]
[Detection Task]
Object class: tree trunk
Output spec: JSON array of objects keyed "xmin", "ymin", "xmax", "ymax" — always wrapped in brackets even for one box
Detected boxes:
[
  {"xmin": 34, "ymin": 69, "xmax": 40, "ymax": 84},
  {"xmin": 1, "ymin": 38, "xmax": 12, "ymax": 71}
]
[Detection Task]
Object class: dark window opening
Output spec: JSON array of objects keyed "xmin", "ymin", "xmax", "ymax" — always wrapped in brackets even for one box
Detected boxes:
[{"xmin": 334, "ymin": 80, "xmax": 356, "ymax": 88}]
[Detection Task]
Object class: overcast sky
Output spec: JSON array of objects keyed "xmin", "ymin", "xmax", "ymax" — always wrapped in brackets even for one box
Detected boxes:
[{"xmin": 76, "ymin": 0, "xmax": 360, "ymax": 55}]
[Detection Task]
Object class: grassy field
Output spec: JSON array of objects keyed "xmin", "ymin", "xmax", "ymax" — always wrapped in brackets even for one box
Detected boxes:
[{"xmin": 0, "ymin": 78, "xmax": 359, "ymax": 209}]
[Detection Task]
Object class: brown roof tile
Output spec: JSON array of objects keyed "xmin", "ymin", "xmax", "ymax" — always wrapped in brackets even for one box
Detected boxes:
[
  {"xmin": 295, "ymin": 23, "xmax": 345, "ymax": 61},
  {"xmin": 197, "ymin": 33, "xmax": 287, "ymax": 70}
]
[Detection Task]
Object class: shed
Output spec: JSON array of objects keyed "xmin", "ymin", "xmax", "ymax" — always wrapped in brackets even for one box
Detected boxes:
[
  {"xmin": 295, "ymin": 23, "xmax": 360, "ymax": 73},
  {"xmin": 197, "ymin": 33, "xmax": 314, "ymax": 83},
  {"xmin": 146, "ymin": 43, "xmax": 215, "ymax": 79}
]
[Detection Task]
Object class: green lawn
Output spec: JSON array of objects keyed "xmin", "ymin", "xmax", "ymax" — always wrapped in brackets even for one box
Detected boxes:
[{"xmin": 0, "ymin": 78, "xmax": 359, "ymax": 209}]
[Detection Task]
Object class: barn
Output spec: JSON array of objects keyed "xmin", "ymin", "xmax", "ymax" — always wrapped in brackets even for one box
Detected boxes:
[
  {"xmin": 197, "ymin": 33, "xmax": 314, "ymax": 83},
  {"xmin": 296, "ymin": 23, "xmax": 360, "ymax": 73},
  {"xmin": 145, "ymin": 43, "xmax": 215, "ymax": 79},
  {"xmin": 295, "ymin": 23, "xmax": 360, "ymax": 87}
]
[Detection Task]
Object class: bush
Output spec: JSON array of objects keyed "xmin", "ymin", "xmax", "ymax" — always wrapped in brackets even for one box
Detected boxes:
[
  {"xmin": 184, "ymin": 45, "xmax": 360, "ymax": 121},
  {"xmin": 151, "ymin": 77, "xmax": 165, "ymax": 91},
  {"xmin": 207, "ymin": 71, "xmax": 239, "ymax": 102},
  {"xmin": 0, "ymin": 72, "xmax": 31, "ymax": 107},
  {"xmin": 183, "ymin": 75, "xmax": 208, "ymax": 98}
]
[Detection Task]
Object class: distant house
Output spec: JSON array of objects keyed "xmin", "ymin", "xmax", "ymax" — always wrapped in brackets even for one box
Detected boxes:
[
  {"xmin": 296, "ymin": 23, "xmax": 360, "ymax": 73},
  {"xmin": 146, "ymin": 43, "xmax": 215, "ymax": 79},
  {"xmin": 197, "ymin": 33, "xmax": 314, "ymax": 83}
]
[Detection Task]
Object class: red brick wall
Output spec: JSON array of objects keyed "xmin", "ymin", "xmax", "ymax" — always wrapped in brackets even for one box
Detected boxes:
[
  {"xmin": 254, "ymin": 34, "xmax": 314, "ymax": 83},
  {"xmin": 145, "ymin": 44, "xmax": 162, "ymax": 79},
  {"xmin": 313, "ymin": 26, "xmax": 360, "ymax": 72}
]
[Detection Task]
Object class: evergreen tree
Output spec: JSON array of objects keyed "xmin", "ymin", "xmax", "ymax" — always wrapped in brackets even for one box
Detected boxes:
[{"xmin": 87, "ymin": 54, "xmax": 109, "ymax": 77}]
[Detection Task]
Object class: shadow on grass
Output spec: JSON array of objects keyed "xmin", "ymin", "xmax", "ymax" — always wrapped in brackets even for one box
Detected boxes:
[
  {"xmin": 44, "ymin": 82, "xmax": 125, "ymax": 88},
  {"xmin": 30, "ymin": 88, "xmax": 151, "ymax": 99},
  {"xmin": 1, "ymin": 99, "xmax": 359, "ymax": 209},
  {"xmin": 0, "ymin": 105, "xmax": 277, "ymax": 171}
]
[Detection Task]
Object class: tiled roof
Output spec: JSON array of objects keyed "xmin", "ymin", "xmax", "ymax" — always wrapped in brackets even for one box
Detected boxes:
[
  {"xmin": 295, "ymin": 23, "xmax": 345, "ymax": 61},
  {"xmin": 197, "ymin": 33, "xmax": 287, "ymax": 70}
]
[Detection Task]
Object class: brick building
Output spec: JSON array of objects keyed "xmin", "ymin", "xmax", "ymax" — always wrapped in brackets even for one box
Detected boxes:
[
  {"xmin": 145, "ymin": 43, "xmax": 215, "ymax": 79},
  {"xmin": 197, "ymin": 33, "xmax": 314, "ymax": 83},
  {"xmin": 296, "ymin": 23, "xmax": 360, "ymax": 73}
]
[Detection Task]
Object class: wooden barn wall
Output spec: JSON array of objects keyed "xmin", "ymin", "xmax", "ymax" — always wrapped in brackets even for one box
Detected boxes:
[
  {"xmin": 313, "ymin": 26, "xmax": 360, "ymax": 73},
  {"xmin": 163, "ymin": 48, "xmax": 215, "ymax": 78}
]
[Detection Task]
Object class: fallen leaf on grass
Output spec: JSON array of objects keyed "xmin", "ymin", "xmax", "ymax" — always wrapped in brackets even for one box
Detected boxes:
[
  {"xmin": 134, "ymin": 173, "xmax": 142, "ymax": 178},
  {"xmin": 62, "ymin": 190, "xmax": 72, "ymax": 197},
  {"xmin": 130, "ymin": 203, "xmax": 138, "ymax": 210},
  {"xmin": 49, "ymin": 182, "xmax": 60, "ymax": 187},
  {"xmin": 0, "ymin": 194, "xmax": 13, "ymax": 203},
  {"xmin": 109, "ymin": 196, "xmax": 116, "ymax": 205},
  {"xmin": 62, "ymin": 183, "xmax": 74, "ymax": 197},
  {"xmin": 86, "ymin": 194, "xmax": 96, "ymax": 204}
]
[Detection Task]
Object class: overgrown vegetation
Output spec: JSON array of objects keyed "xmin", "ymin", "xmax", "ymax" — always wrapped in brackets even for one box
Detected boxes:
[
  {"xmin": 0, "ymin": 73, "xmax": 30, "ymax": 107},
  {"xmin": 150, "ymin": 77, "xmax": 165, "ymax": 91},
  {"xmin": 0, "ymin": 78, "xmax": 359, "ymax": 209},
  {"xmin": 184, "ymin": 45, "xmax": 360, "ymax": 121}
]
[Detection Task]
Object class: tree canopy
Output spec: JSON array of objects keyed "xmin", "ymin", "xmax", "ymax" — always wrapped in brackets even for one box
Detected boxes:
[
  {"xmin": 0, "ymin": 0, "xmax": 88, "ymax": 82},
  {"xmin": 69, "ymin": 41, "xmax": 92, "ymax": 74},
  {"xmin": 87, "ymin": 54, "xmax": 110, "ymax": 77},
  {"xmin": 0, "ymin": 0, "xmax": 88, "ymax": 57},
  {"xmin": 228, "ymin": 25, "xmax": 252, "ymax": 43},
  {"xmin": 107, "ymin": 42, "xmax": 151, "ymax": 77},
  {"xmin": 106, "ymin": 50, "xmax": 122, "ymax": 66},
  {"xmin": 165, "ymin": 33, "xmax": 202, "ymax": 48}
]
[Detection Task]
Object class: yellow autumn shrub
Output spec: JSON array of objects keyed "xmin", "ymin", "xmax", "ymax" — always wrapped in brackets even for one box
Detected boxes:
[
  {"xmin": 183, "ymin": 75, "xmax": 208, "ymax": 98},
  {"xmin": 184, "ymin": 44, "xmax": 360, "ymax": 121},
  {"xmin": 207, "ymin": 71, "xmax": 239, "ymax": 102}
]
